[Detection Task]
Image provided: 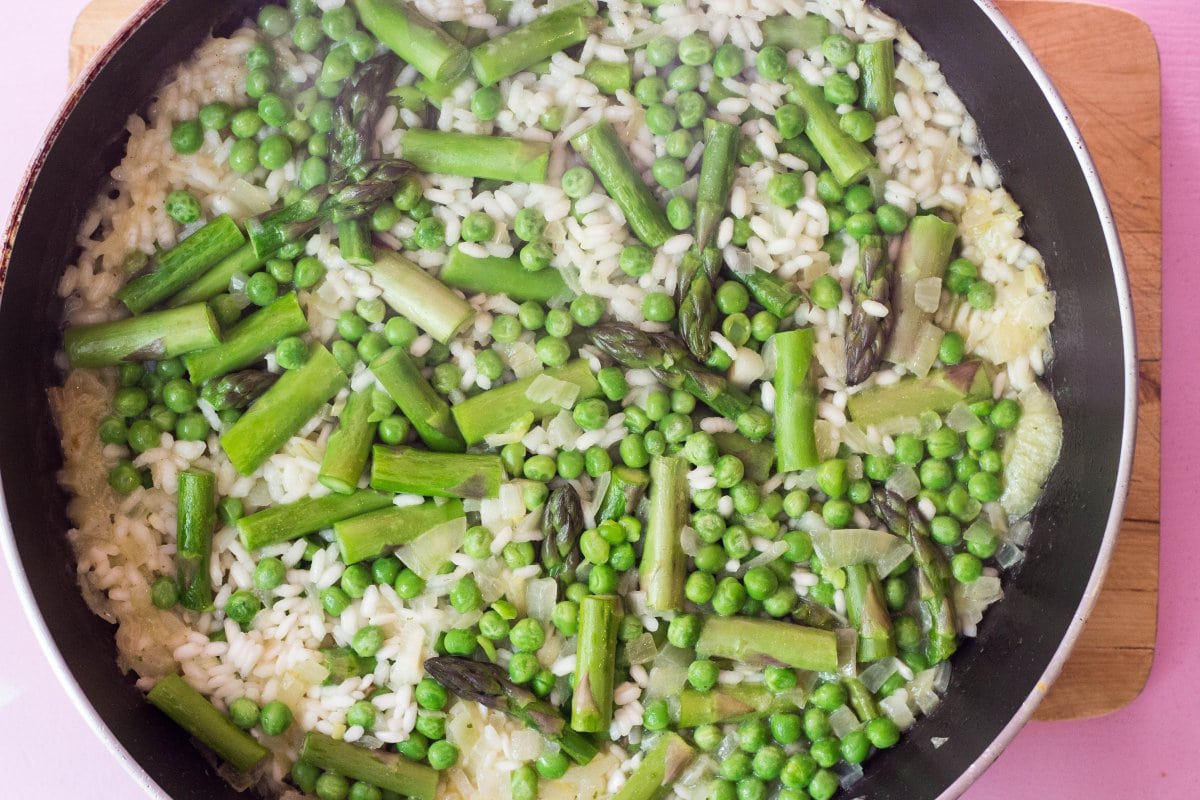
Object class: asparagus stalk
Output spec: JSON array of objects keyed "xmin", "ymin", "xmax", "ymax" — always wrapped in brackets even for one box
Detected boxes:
[
  {"xmin": 694, "ymin": 616, "xmax": 839, "ymax": 672},
  {"xmin": 883, "ymin": 215, "xmax": 958, "ymax": 375},
  {"xmin": 676, "ymin": 259, "xmax": 718, "ymax": 361},
  {"xmin": 762, "ymin": 15, "xmax": 830, "ymax": 50},
  {"xmin": 183, "ymin": 292, "xmax": 309, "ymax": 385},
  {"xmin": 674, "ymin": 684, "xmax": 807, "ymax": 728},
  {"xmin": 333, "ymin": 499, "xmax": 466, "ymax": 564},
  {"xmin": 695, "ymin": 121, "xmax": 740, "ymax": 251},
  {"xmin": 845, "ymin": 361, "xmax": 991, "ymax": 426},
  {"xmin": 784, "ymin": 75, "xmax": 878, "ymax": 186},
  {"xmin": 362, "ymin": 250, "xmax": 474, "ymax": 343},
  {"xmin": 237, "ymin": 490, "xmax": 394, "ymax": 551},
  {"xmin": 729, "ymin": 267, "xmax": 803, "ymax": 319},
  {"xmin": 591, "ymin": 323, "xmax": 753, "ymax": 421},
  {"xmin": 353, "ymin": 0, "xmax": 470, "ymax": 84},
  {"xmin": 338, "ymin": 220, "xmax": 375, "ymax": 266},
  {"xmin": 200, "ymin": 370, "xmax": 278, "ymax": 412},
  {"xmin": 220, "ymin": 343, "xmax": 349, "ymax": 475},
  {"xmin": 596, "ymin": 465, "xmax": 649, "ymax": 521},
  {"xmin": 571, "ymin": 120, "xmax": 673, "ymax": 247},
  {"xmin": 64, "ymin": 303, "xmax": 221, "ymax": 368},
  {"xmin": 147, "ymin": 674, "xmax": 269, "ymax": 773},
  {"xmin": 424, "ymin": 656, "xmax": 599, "ymax": 764},
  {"xmin": 369, "ymin": 346, "xmax": 466, "ymax": 452},
  {"xmin": 319, "ymin": 389, "xmax": 378, "ymax": 494},
  {"xmin": 571, "ymin": 594, "xmax": 621, "ymax": 733},
  {"xmin": 772, "ymin": 328, "xmax": 819, "ymax": 472},
  {"xmin": 440, "ymin": 245, "xmax": 571, "ymax": 303},
  {"xmin": 845, "ymin": 235, "xmax": 895, "ymax": 386},
  {"xmin": 471, "ymin": 1, "xmax": 600, "ymax": 86},
  {"xmin": 871, "ymin": 488, "xmax": 958, "ymax": 664},
  {"xmin": 370, "ymin": 445, "xmax": 502, "ymax": 499},
  {"xmin": 331, "ymin": 54, "xmax": 402, "ymax": 177},
  {"xmin": 541, "ymin": 484, "xmax": 584, "ymax": 580},
  {"xmin": 844, "ymin": 563, "xmax": 897, "ymax": 662},
  {"xmin": 402, "ymin": 129, "xmax": 551, "ymax": 183},
  {"xmin": 176, "ymin": 468, "xmax": 216, "ymax": 611},
  {"xmin": 117, "ymin": 215, "xmax": 246, "ymax": 314},
  {"xmin": 449, "ymin": 359, "xmax": 600, "ymax": 445},
  {"xmin": 611, "ymin": 733, "xmax": 696, "ymax": 800},
  {"xmin": 166, "ymin": 243, "xmax": 267, "ymax": 307},
  {"xmin": 857, "ymin": 39, "xmax": 897, "ymax": 119},
  {"xmin": 640, "ymin": 456, "xmax": 688, "ymax": 612},
  {"xmin": 712, "ymin": 431, "xmax": 775, "ymax": 484},
  {"xmin": 300, "ymin": 731, "xmax": 438, "ymax": 800},
  {"xmin": 844, "ymin": 676, "xmax": 881, "ymax": 722}
]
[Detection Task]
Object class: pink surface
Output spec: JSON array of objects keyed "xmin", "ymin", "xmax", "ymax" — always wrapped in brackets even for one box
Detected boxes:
[{"xmin": 0, "ymin": 1, "xmax": 1193, "ymax": 797}]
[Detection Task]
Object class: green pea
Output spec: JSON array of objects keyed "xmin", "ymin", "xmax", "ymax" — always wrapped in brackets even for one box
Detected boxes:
[
  {"xmin": 228, "ymin": 138, "xmax": 259, "ymax": 173},
  {"xmin": 568, "ymin": 293, "xmax": 605, "ymax": 327},
  {"xmin": 743, "ymin": 566, "xmax": 780, "ymax": 601},
  {"xmin": 713, "ymin": 42, "xmax": 746, "ymax": 78},
  {"xmin": 645, "ymin": 35, "xmax": 678, "ymax": 67},
  {"xmin": 894, "ymin": 433, "xmax": 924, "ymax": 464},
  {"xmin": 756, "ymin": 45, "xmax": 788, "ymax": 80},
  {"xmin": 810, "ymin": 275, "xmax": 843, "ymax": 309},
  {"xmin": 644, "ymin": 103, "xmax": 678, "ymax": 136},
  {"xmin": 642, "ymin": 291, "xmax": 676, "ymax": 322},
  {"xmin": 990, "ymin": 398, "xmax": 1021, "ymax": 429},
  {"xmin": 170, "ymin": 119, "xmax": 203, "ymax": 155},
  {"xmin": 258, "ymin": 5, "xmax": 292, "ymax": 37},
  {"xmin": 413, "ymin": 216, "xmax": 446, "ymax": 250},
  {"xmin": 460, "ymin": 211, "xmax": 495, "ymax": 243},
  {"xmin": 968, "ymin": 471, "xmax": 1003, "ymax": 502},
  {"xmin": 651, "ymin": 156, "xmax": 687, "ymax": 190},
  {"xmin": 968, "ymin": 280, "xmax": 996, "ymax": 309},
  {"xmin": 946, "ymin": 258, "xmax": 979, "ymax": 294},
  {"xmin": 225, "ymin": 589, "xmax": 262, "ymax": 626},
  {"xmin": 513, "ymin": 208, "xmax": 546, "ymax": 242},
  {"xmin": 392, "ymin": 568, "xmax": 425, "ymax": 599},
  {"xmin": 442, "ymin": 628, "xmax": 477, "ymax": 656},
  {"xmin": 768, "ymin": 172, "xmax": 805, "ymax": 208},
  {"xmin": 292, "ymin": 16, "xmax": 324, "ymax": 52},
  {"xmin": 619, "ymin": 244, "xmax": 655, "ymax": 277},
  {"xmin": 824, "ymin": 73, "xmax": 859, "ymax": 105}
]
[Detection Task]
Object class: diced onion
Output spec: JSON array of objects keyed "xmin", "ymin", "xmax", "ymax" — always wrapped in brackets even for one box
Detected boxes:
[
  {"xmin": 828, "ymin": 705, "xmax": 861, "ymax": 738},
  {"xmin": 880, "ymin": 690, "xmax": 916, "ymax": 730},
  {"xmin": 526, "ymin": 578, "xmax": 557, "ymax": 623},
  {"xmin": 914, "ymin": 277, "xmax": 943, "ymax": 313},
  {"xmin": 680, "ymin": 526, "xmax": 702, "ymax": 557},
  {"xmin": 625, "ymin": 632, "xmax": 658, "ymax": 666},
  {"xmin": 645, "ymin": 644, "xmax": 690, "ymax": 700},
  {"xmin": 810, "ymin": 528, "xmax": 913, "ymax": 577},
  {"xmin": 524, "ymin": 374, "xmax": 581, "ymax": 409},
  {"xmin": 1006, "ymin": 518, "xmax": 1033, "ymax": 547},
  {"xmin": 222, "ymin": 178, "xmax": 274, "ymax": 216},
  {"xmin": 836, "ymin": 628, "xmax": 857, "ymax": 677},
  {"xmin": 945, "ymin": 402, "xmax": 982, "ymax": 433},
  {"xmin": 397, "ymin": 516, "xmax": 467, "ymax": 579},
  {"xmin": 886, "ymin": 465, "xmax": 921, "ymax": 500},
  {"xmin": 741, "ymin": 540, "xmax": 789, "ymax": 571},
  {"xmin": 728, "ymin": 347, "xmax": 765, "ymax": 388},
  {"xmin": 840, "ymin": 423, "xmax": 885, "ymax": 457},
  {"xmin": 859, "ymin": 657, "xmax": 904, "ymax": 692}
]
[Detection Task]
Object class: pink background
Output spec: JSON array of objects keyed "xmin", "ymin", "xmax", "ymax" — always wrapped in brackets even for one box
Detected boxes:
[{"xmin": 0, "ymin": 1, "xmax": 1194, "ymax": 797}]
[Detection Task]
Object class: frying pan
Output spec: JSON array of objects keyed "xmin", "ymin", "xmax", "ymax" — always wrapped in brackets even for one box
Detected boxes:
[{"xmin": 0, "ymin": 1, "xmax": 1136, "ymax": 798}]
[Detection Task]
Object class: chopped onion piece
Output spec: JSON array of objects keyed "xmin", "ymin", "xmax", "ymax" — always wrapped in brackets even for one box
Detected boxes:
[
  {"xmin": 524, "ymin": 374, "xmax": 581, "ymax": 409},
  {"xmin": 963, "ymin": 519, "xmax": 996, "ymax": 549},
  {"xmin": 742, "ymin": 540, "xmax": 788, "ymax": 571},
  {"xmin": 946, "ymin": 401, "xmax": 982, "ymax": 433},
  {"xmin": 828, "ymin": 705, "xmax": 861, "ymax": 738},
  {"xmin": 913, "ymin": 685, "xmax": 941, "ymax": 716},
  {"xmin": 814, "ymin": 419, "xmax": 839, "ymax": 460},
  {"xmin": 841, "ymin": 423, "xmax": 884, "ymax": 457},
  {"xmin": 914, "ymin": 277, "xmax": 943, "ymax": 313},
  {"xmin": 497, "ymin": 341, "xmax": 542, "ymax": 378},
  {"xmin": 931, "ymin": 736, "xmax": 948, "ymax": 749},
  {"xmin": 680, "ymin": 525, "xmax": 702, "ymax": 557},
  {"xmin": 484, "ymin": 413, "xmax": 533, "ymax": 447},
  {"xmin": 1007, "ymin": 518, "xmax": 1034, "ymax": 547},
  {"xmin": 510, "ymin": 728, "xmax": 544, "ymax": 762},
  {"xmin": 958, "ymin": 575, "xmax": 1003, "ymax": 605},
  {"xmin": 931, "ymin": 661, "xmax": 952, "ymax": 693},
  {"xmin": 223, "ymin": 178, "xmax": 274, "ymax": 216},
  {"xmin": 984, "ymin": 501, "xmax": 1009, "ymax": 534},
  {"xmin": 728, "ymin": 347, "xmax": 765, "ymax": 388},
  {"xmin": 909, "ymin": 320, "xmax": 944, "ymax": 378},
  {"xmin": 397, "ymin": 516, "xmax": 467, "ymax": 579},
  {"xmin": 526, "ymin": 578, "xmax": 557, "ymax": 623},
  {"xmin": 996, "ymin": 541, "xmax": 1026, "ymax": 570},
  {"xmin": 859, "ymin": 657, "xmax": 904, "ymax": 692},
  {"xmin": 645, "ymin": 644, "xmax": 691, "ymax": 700},
  {"xmin": 546, "ymin": 410, "xmax": 583, "ymax": 449},
  {"xmin": 796, "ymin": 511, "xmax": 831, "ymax": 535},
  {"xmin": 886, "ymin": 465, "xmax": 921, "ymax": 500},
  {"xmin": 810, "ymin": 528, "xmax": 913, "ymax": 576},
  {"xmin": 836, "ymin": 761, "xmax": 865, "ymax": 790},
  {"xmin": 836, "ymin": 628, "xmax": 857, "ymax": 677},
  {"xmin": 880, "ymin": 690, "xmax": 916, "ymax": 730},
  {"xmin": 625, "ymin": 632, "xmax": 658, "ymax": 666}
]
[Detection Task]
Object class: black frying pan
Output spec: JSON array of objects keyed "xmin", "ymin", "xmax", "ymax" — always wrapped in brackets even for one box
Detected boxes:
[{"xmin": 0, "ymin": 1, "xmax": 1136, "ymax": 798}]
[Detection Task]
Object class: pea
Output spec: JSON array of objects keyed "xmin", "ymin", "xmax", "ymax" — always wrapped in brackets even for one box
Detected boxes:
[
  {"xmin": 228, "ymin": 138, "xmax": 259, "ymax": 173},
  {"xmin": 619, "ymin": 244, "xmax": 655, "ymax": 277},
  {"xmin": 569, "ymin": 293, "xmax": 605, "ymax": 327},
  {"xmin": 511, "ymin": 765, "xmax": 539, "ymax": 800},
  {"xmin": 768, "ymin": 172, "xmax": 805, "ymax": 207},
  {"xmin": 652, "ymin": 157, "xmax": 687, "ymax": 189},
  {"xmin": 642, "ymin": 291, "xmax": 676, "ymax": 322},
  {"xmin": 743, "ymin": 566, "xmax": 779, "ymax": 601},
  {"xmin": 824, "ymin": 73, "xmax": 859, "ymax": 105},
  {"xmin": 292, "ymin": 16, "xmax": 324, "ymax": 52},
  {"xmin": 634, "ymin": 75, "xmax": 667, "ymax": 106},
  {"xmin": 676, "ymin": 91, "xmax": 707, "ymax": 128},
  {"xmin": 393, "ymin": 568, "xmax": 425, "ymax": 599},
  {"xmin": 258, "ymin": 5, "xmax": 291, "ymax": 37},
  {"xmin": 713, "ymin": 42, "xmax": 746, "ymax": 78},
  {"xmin": 968, "ymin": 280, "xmax": 996, "ymax": 310},
  {"xmin": 443, "ymin": 629, "xmax": 476, "ymax": 656},
  {"xmin": 645, "ymin": 103, "xmax": 678, "ymax": 136},
  {"xmin": 894, "ymin": 433, "xmax": 924, "ymax": 464},
  {"xmin": 535, "ymin": 749, "xmax": 569, "ymax": 780},
  {"xmin": 756, "ymin": 45, "xmax": 788, "ymax": 80},
  {"xmin": 170, "ymin": 120, "xmax": 203, "ymax": 154},
  {"xmin": 946, "ymin": 258, "xmax": 979, "ymax": 294},
  {"xmin": 513, "ymin": 208, "xmax": 546, "ymax": 242},
  {"xmin": 561, "ymin": 165, "xmax": 595, "ymax": 200},
  {"xmin": 645, "ymin": 36, "xmax": 678, "ymax": 67},
  {"xmin": 810, "ymin": 275, "xmax": 843, "ymax": 309},
  {"xmin": 968, "ymin": 471, "xmax": 1003, "ymax": 502}
]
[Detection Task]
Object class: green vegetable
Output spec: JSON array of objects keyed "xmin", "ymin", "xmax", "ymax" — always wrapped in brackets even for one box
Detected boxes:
[
  {"xmin": 611, "ymin": 733, "xmax": 696, "ymax": 800},
  {"xmin": 883, "ymin": 214, "xmax": 959, "ymax": 375},
  {"xmin": 370, "ymin": 445, "xmax": 502, "ymax": 499},
  {"xmin": 176, "ymin": 469, "xmax": 216, "ymax": 611},
  {"xmin": 784, "ymin": 74, "xmax": 877, "ymax": 185},
  {"xmin": 147, "ymin": 675, "xmax": 269, "ymax": 772},
  {"xmin": 117, "ymin": 216, "xmax": 246, "ymax": 314},
  {"xmin": 441, "ymin": 245, "xmax": 571, "ymax": 303},
  {"xmin": 641, "ymin": 456, "xmax": 689, "ymax": 612},
  {"xmin": 571, "ymin": 120, "xmax": 673, "ymax": 247},
  {"xmin": 402, "ymin": 128, "xmax": 550, "ymax": 183},
  {"xmin": 773, "ymin": 329, "xmax": 819, "ymax": 472},
  {"xmin": 64, "ymin": 303, "xmax": 220, "ymax": 368},
  {"xmin": 571, "ymin": 594, "xmax": 621, "ymax": 732},
  {"xmin": 471, "ymin": 1, "xmax": 599, "ymax": 86},
  {"xmin": 695, "ymin": 616, "xmax": 838, "ymax": 672},
  {"xmin": 354, "ymin": 0, "xmax": 469, "ymax": 84},
  {"xmin": 449, "ymin": 359, "xmax": 600, "ymax": 445},
  {"xmin": 371, "ymin": 346, "xmax": 466, "ymax": 453},
  {"xmin": 184, "ymin": 293, "xmax": 309, "ymax": 385},
  {"xmin": 300, "ymin": 731, "xmax": 438, "ymax": 800},
  {"xmin": 846, "ymin": 362, "xmax": 991, "ymax": 426}
]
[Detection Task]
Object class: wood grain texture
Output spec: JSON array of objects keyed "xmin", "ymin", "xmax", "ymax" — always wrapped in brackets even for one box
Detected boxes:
[{"xmin": 69, "ymin": 0, "xmax": 1162, "ymax": 721}]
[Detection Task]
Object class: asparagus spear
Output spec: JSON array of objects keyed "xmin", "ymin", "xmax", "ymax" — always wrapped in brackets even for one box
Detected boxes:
[
  {"xmin": 440, "ymin": 245, "xmax": 571, "ymax": 303},
  {"xmin": 784, "ymin": 74, "xmax": 878, "ymax": 186},
  {"xmin": 541, "ymin": 484, "xmax": 584, "ymax": 580},
  {"xmin": 333, "ymin": 499, "xmax": 465, "ymax": 564},
  {"xmin": 845, "ymin": 361, "xmax": 991, "ymax": 426},
  {"xmin": 729, "ymin": 267, "xmax": 803, "ymax": 319},
  {"xmin": 471, "ymin": 1, "xmax": 601, "ymax": 86},
  {"xmin": 247, "ymin": 161, "xmax": 415, "ymax": 259},
  {"xmin": 449, "ymin": 359, "xmax": 600, "ymax": 445},
  {"xmin": 402, "ymin": 129, "xmax": 551, "ymax": 183},
  {"xmin": 237, "ymin": 489, "xmax": 394, "ymax": 551},
  {"xmin": 675, "ymin": 248, "xmax": 720, "ymax": 361},
  {"xmin": 762, "ymin": 15, "xmax": 830, "ymax": 50},
  {"xmin": 844, "ymin": 676, "xmax": 881, "ymax": 722},
  {"xmin": 220, "ymin": 343, "xmax": 349, "ymax": 475},
  {"xmin": 64, "ymin": 302, "xmax": 221, "ymax": 368},
  {"xmin": 338, "ymin": 220, "xmax": 375, "ymax": 266},
  {"xmin": 596, "ymin": 465, "xmax": 649, "ymax": 522},
  {"xmin": 695, "ymin": 121, "xmax": 740, "ymax": 251},
  {"xmin": 640, "ymin": 456, "xmax": 688, "ymax": 612},
  {"xmin": 674, "ymin": 684, "xmax": 807, "ymax": 728},
  {"xmin": 845, "ymin": 234, "xmax": 895, "ymax": 386},
  {"xmin": 176, "ymin": 468, "xmax": 216, "ymax": 611},
  {"xmin": 370, "ymin": 445, "xmax": 502, "ymax": 499},
  {"xmin": 166, "ymin": 243, "xmax": 268, "ymax": 307},
  {"xmin": 424, "ymin": 656, "xmax": 599, "ymax": 764},
  {"xmin": 571, "ymin": 594, "xmax": 622, "ymax": 733},
  {"xmin": 883, "ymin": 214, "xmax": 958, "ymax": 375},
  {"xmin": 300, "ymin": 731, "xmax": 438, "ymax": 800},
  {"xmin": 773, "ymin": 328, "xmax": 819, "ymax": 472},
  {"xmin": 871, "ymin": 488, "xmax": 958, "ymax": 664},
  {"xmin": 117, "ymin": 215, "xmax": 246, "ymax": 314},
  {"xmin": 571, "ymin": 120, "xmax": 673, "ymax": 247},
  {"xmin": 362, "ymin": 250, "xmax": 474, "ymax": 344},
  {"xmin": 583, "ymin": 59, "xmax": 633, "ymax": 95},
  {"xmin": 147, "ymin": 674, "xmax": 269, "ymax": 773},
  {"xmin": 844, "ymin": 563, "xmax": 897, "ymax": 662},
  {"xmin": 183, "ymin": 292, "xmax": 309, "ymax": 385},
  {"xmin": 369, "ymin": 346, "xmax": 466, "ymax": 453},
  {"xmin": 694, "ymin": 616, "xmax": 839, "ymax": 672},
  {"xmin": 319, "ymin": 389, "xmax": 378, "ymax": 494},
  {"xmin": 857, "ymin": 39, "xmax": 897, "ymax": 119},
  {"xmin": 590, "ymin": 323, "xmax": 753, "ymax": 421},
  {"xmin": 353, "ymin": 0, "xmax": 470, "ymax": 84},
  {"xmin": 331, "ymin": 54, "xmax": 402, "ymax": 177},
  {"xmin": 199, "ymin": 370, "xmax": 279, "ymax": 412},
  {"xmin": 611, "ymin": 733, "xmax": 696, "ymax": 800}
]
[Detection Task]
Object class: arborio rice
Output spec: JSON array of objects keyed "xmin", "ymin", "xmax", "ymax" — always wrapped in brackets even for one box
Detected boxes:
[{"xmin": 51, "ymin": 1, "xmax": 1061, "ymax": 798}]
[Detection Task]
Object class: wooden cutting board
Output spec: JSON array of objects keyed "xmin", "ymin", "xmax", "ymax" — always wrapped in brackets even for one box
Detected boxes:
[{"xmin": 68, "ymin": 0, "xmax": 1161, "ymax": 721}]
